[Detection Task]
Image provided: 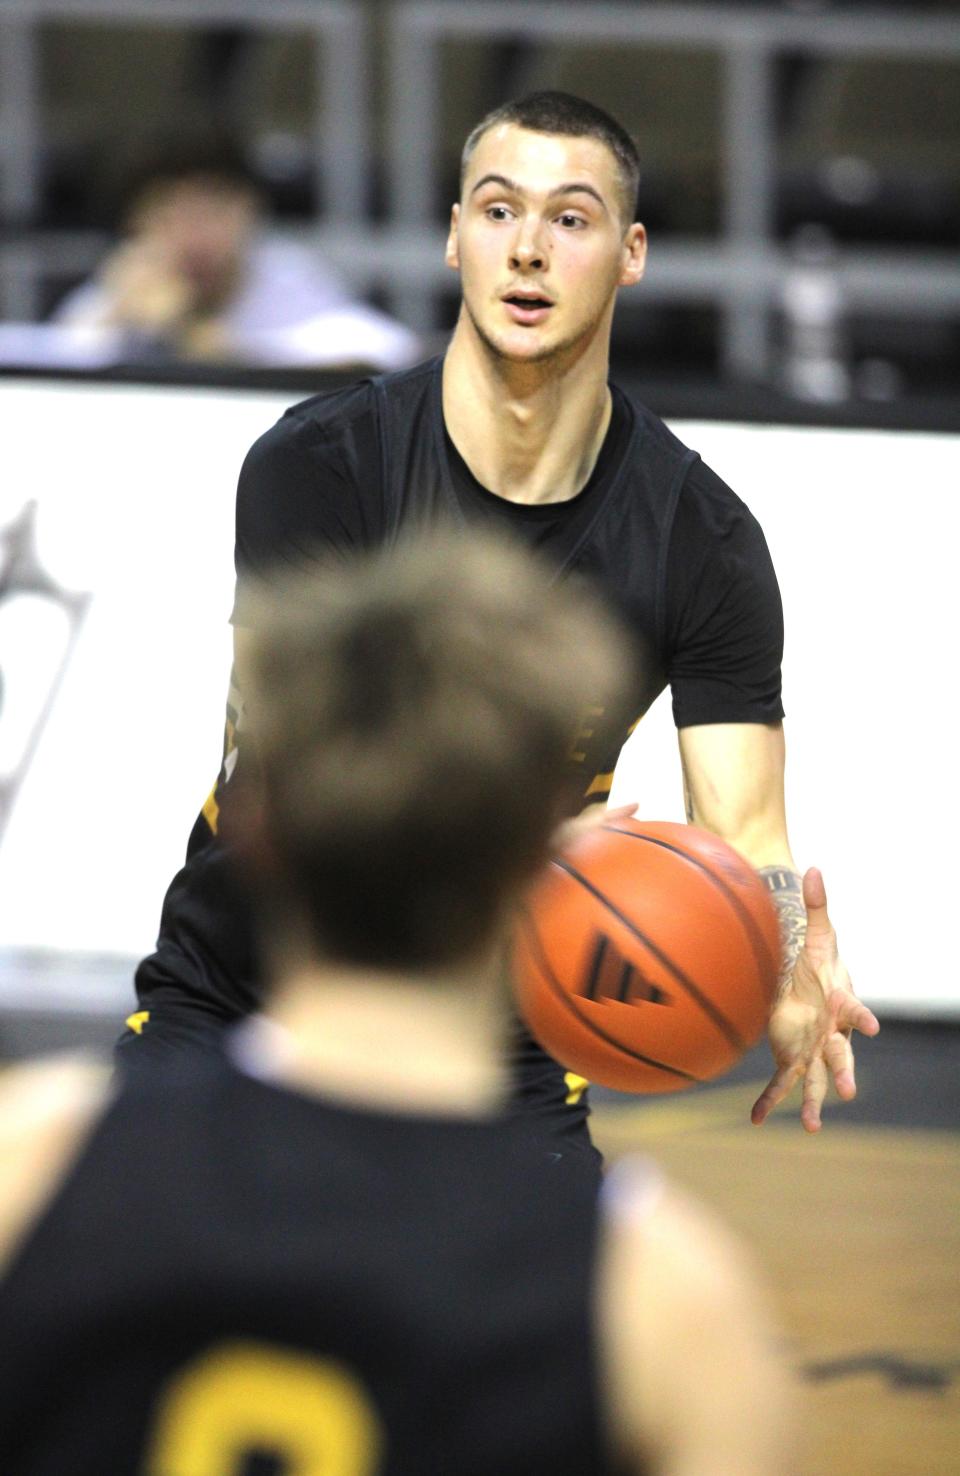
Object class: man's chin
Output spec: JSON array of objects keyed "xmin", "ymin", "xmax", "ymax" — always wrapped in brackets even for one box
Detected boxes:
[
  {"xmin": 461, "ymin": 301, "xmax": 598, "ymax": 369},
  {"xmin": 479, "ymin": 325, "xmax": 568, "ymax": 367}
]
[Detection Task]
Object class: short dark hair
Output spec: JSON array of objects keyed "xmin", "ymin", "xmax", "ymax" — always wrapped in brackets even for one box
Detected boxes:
[
  {"xmin": 461, "ymin": 91, "xmax": 641, "ymax": 226},
  {"xmin": 237, "ymin": 529, "xmax": 630, "ymax": 973},
  {"xmin": 114, "ymin": 122, "xmax": 261, "ymax": 225}
]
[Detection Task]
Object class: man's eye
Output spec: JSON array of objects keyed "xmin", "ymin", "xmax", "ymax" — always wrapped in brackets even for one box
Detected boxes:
[
  {"xmin": 557, "ymin": 214, "xmax": 585, "ymax": 229},
  {"xmin": 487, "ymin": 205, "xmax": 512, "ymax": 221}
]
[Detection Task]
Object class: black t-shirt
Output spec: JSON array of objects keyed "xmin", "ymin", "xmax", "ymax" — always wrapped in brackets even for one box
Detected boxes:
[
  {"xmin": 131, "ymin": 356, "xmax": 783, "ymax": 1132},
  {"xmin": 0, "ymin": 1047, "xmax": 620, "ymax": 1475},
  {"xmin": 233, "ymin": 359, "xmax": 783, "ymax": 748}
]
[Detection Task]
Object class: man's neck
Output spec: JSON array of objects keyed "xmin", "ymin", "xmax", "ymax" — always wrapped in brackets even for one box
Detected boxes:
[
  {"xmin": 254, "ymin": 954, "xmax": 509, "ymax": 1117},
  {"xmin": 442, "ymin": 314, "xmax": 614, "ymax": 505}
]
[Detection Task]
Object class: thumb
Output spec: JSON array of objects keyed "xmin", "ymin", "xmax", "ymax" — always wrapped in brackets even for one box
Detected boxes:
[{"xmin": 802, "ymin": 866, "xmax": 835, "ymax": 942}]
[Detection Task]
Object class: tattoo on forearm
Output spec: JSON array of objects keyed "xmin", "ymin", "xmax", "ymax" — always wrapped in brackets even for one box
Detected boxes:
[{"xmin": 759, "ymin": 867, "xmax": 805, "ymax": 998}]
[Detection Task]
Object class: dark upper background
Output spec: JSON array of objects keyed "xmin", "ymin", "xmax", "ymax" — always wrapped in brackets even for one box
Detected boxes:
[{"xmin": 0, "ymin": 0, "xmax": 958, "ymax": 430}]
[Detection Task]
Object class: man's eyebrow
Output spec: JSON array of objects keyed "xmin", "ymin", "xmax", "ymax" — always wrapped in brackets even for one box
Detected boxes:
[
  {"xmin": 470, "ymin": 173, "xmax": 608, "ymax": 209},
  {"xmin": 470, "ymin": 172, "xmax": 520, "ymax": 197}
]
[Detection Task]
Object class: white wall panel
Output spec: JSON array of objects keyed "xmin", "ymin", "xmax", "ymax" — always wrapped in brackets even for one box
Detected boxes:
[{"xmin": 0, "ymin": 379, "xmax": 956, "ymax": 1015}]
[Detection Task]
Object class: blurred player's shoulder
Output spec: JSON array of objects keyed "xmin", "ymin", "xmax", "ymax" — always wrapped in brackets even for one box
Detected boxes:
[
  {"xmin": 0, "ymin": 1054, "xmax": 111, "ymax": 1270},
  {"xmin": 599, "ymin": 1156, "xmax": 793, "ymax": 1475}
]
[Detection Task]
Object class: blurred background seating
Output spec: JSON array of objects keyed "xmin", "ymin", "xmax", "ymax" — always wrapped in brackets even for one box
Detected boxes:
[{"xmin": 0, "ymin": 0, "xmax": 957, "ymax": 413}]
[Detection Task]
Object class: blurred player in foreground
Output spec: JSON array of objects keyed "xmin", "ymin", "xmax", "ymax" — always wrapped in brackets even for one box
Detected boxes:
[{"xmin": 0, "ymin": 533, "xmax": 789, "ymax": 1475}]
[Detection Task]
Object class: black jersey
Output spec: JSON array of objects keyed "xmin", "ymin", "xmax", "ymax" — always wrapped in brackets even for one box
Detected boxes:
[
  {"xmin": 0, "ymin": 1045, "xmax": 622, "ymax": 1476},
  {"xmin": 130, "ymin": 357, "xmax": 783, "ymax": 1133}
]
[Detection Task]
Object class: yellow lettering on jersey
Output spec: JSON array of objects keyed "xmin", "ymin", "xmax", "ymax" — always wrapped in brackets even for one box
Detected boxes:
[
  {"xmin": 125, "ymin": 1011, "xmax": 150, "ymax": 1036},
  {"xmin": 584, "ymin": 770, "xmax": 614, "ymax": 801},
  {"xmin": 568, "ymin": 704, "xmax": 604, "ymax": 764},
  {"xmin": 144, "ymin": 1342, "xmax": 382, "ymax": 1476},
  {"xmin": 564, "ymin": 1071, "xmax": 589, "ymax": 1106},
  {"xmin": 201, "ymin": 785, "xmax": 220, "ymax": 836},
  {"xmin": 582, "ymin": 711, "xmax": 645, "ymax": 796}
]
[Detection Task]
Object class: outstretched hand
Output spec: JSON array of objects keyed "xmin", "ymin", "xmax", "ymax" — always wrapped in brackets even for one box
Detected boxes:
[
  {"xmin": 553, "ymin": 801, "xmax": 638, "ymax": 853},
  {"xmin": 752, "ymin": 867, "xmax": 879, "ymax": 1133}
]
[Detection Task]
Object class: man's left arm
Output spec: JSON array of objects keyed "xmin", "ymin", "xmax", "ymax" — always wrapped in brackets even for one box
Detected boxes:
[{"xmin": 677, "ymin": 719, "xmax": 879, "ymax": 1133}]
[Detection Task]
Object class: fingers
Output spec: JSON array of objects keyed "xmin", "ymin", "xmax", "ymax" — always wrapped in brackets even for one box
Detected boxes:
[
  {"xmin": 821, "ymin": 1024, "xmax": 857, "ymax": 1102},
  {"xmin": 800, "ymin": 1053, "xmax": 830, "ymax": 1133},
  {"xmin": 605, "ymin": 802, "xmax": 639, "ymax": 820},
  {"xmin": 801, "ymin": 866, "xmax": 835, "ymax": 942},
  {"xmin": 830, "ymin": 988, "xmax": 880, "ymax": 1040},
  {"xmin": 752, "ymin": 1049, "xmax": 842, "ymax": 1131},
  {"xmin": 751, "ymin": 1060, "xmax": 803, "ymax": 1126},
  {"xmin": 754, "ymin": 1002, "xmax": 879, "ymax": 1128},
  {"xmin": 803, "ymin": 865, "xmax": 827, "ymax": 909},
  {"xmin": 821, "ymin": 989, "xmax": 880, "ymax": 1104}
]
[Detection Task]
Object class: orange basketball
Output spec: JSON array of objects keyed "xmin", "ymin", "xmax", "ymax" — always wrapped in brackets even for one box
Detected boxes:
[{"xmin": 513, "ymin": 819, "xmax": 781, "ymax": 1093}]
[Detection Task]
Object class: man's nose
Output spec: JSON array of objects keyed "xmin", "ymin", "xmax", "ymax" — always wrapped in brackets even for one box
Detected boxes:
[{"xmin": 509, "ymin": 219, "xmax": 547, "ymax": 272}]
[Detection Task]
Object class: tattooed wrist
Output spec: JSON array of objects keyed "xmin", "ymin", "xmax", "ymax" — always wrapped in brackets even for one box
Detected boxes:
[{"xmin": 759, "ymin": 867, "xmax": 805, "ymax": 998}]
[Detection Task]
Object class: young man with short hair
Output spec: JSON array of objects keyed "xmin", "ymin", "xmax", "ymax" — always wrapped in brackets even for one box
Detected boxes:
[{"xmin": 127, "ymin": 91, "xmax": 877, "ymax": 1141}]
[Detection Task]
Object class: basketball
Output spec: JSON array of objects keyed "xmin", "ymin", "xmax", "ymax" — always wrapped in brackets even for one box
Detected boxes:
[{"xmin": 513, "ymin": 819, "xmax": 781, "ymax": 1093}]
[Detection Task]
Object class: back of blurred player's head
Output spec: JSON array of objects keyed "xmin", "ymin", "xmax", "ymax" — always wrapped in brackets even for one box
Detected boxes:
[{"xmin": 237, "ymin": 528, "xmax": 629, "ymax": 974}]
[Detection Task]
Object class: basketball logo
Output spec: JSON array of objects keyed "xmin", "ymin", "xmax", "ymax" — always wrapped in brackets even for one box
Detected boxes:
[{"xmin": 580, "ymin": 933, "xmax": 672, "ymax": 1008}]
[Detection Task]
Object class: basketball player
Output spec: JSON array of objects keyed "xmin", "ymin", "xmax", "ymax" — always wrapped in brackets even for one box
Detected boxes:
[
  {"xmin": 0, "ymin": 533, "xmax": 790, "ymax": 1475},
  {"xmin": 126, "ymin": 90, "xmax": 877, "ymax": 1139}
]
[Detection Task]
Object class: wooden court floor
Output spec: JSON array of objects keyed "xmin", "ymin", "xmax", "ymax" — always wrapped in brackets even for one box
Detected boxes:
[{"xmin": 592, "ymin": 1024, "xmax": 960, "ymax": 1476}]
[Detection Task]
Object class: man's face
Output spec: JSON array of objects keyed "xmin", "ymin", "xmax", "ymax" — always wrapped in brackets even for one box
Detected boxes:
[
  {"xmin": 132, "ymin": 177, "xmax": 259, "ymax": 306},
  {"xmin": 446, "ymin": 124, "xmax": 646, "ymax": 366}
]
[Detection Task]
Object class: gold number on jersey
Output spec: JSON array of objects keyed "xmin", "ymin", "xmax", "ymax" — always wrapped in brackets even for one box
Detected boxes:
[{"xmin": 143, "ymin": 1341, "xmax": 382, "ymax": 1475}]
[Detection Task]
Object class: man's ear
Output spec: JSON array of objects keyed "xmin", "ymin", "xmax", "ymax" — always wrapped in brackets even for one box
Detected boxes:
[{"xmin": 619, "ymin": 223, "xmax": 647, "ymax": 288}]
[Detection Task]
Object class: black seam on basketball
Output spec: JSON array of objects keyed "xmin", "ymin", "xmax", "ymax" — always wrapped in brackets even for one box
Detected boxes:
[
  {"xmin": 600, "ymin": 826, "xmax": 779, "ymax": 1001},
  {"xmin": 517, "ymin": 905, "xmax": 700, "ymax": 1083},
  {"xmin": 552, "ymin": 858, "xmax": 746, "ymax": 1050}
]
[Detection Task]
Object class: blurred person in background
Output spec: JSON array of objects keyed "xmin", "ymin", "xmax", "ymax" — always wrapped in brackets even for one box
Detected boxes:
[
  {"xmin": 50, "ymin": 124, "xmax": 420, "ymax": 371},
  {"xmin": 0, "ymin": 530, "xmax": 790, "ymax": 1476}
]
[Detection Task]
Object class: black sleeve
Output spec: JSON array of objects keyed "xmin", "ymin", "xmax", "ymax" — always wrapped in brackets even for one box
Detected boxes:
[
  {"xmin": 232, "ymin": 394, "xmax": 383, "ymax": 621},
  {"xmin": 664, "ymin": 458, "xmax": 785, "ymax": 729},
  {"xmin": 129, "ymin": 394, "xmax": 383, "ymax": 1055}
]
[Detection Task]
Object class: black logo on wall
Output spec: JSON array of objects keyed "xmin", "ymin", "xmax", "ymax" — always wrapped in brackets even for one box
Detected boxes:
[{"xmin": 0, "ymin": 502, "xmax": 90, "ymax": 844}]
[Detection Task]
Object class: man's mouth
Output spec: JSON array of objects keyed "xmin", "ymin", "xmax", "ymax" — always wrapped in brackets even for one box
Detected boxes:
[{"xmin": 502, "ymin": 293, "xmax": 554, "ymax": 324}]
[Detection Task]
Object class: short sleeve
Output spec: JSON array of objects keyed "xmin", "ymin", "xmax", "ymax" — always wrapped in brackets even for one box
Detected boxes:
[
  {"xmin": 664, "ymin": 459, "xmax": 784, "ymax": 729},
  {"xmin": 232, "ymin": 396, "xmax": 380, "ymax": 625}
]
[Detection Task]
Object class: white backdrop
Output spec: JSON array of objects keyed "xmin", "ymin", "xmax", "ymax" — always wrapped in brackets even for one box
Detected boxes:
[{"xmin": 0, "ymin": 377, "xmax": 956, "ymax": 1016}]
